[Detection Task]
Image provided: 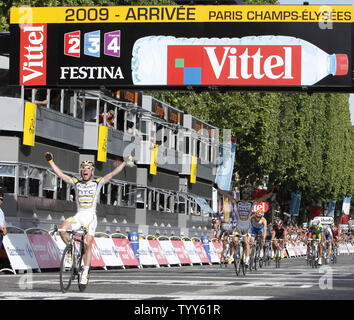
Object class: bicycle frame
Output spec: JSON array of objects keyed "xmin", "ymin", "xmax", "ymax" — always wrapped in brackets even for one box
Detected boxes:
[{"xmin": 55, "ymin": 226, "xmax": 88, "ymax": 293}]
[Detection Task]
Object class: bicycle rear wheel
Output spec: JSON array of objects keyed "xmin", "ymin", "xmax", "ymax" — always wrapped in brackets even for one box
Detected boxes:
[
  {"xmin": 275, "ymin": 248, "xmax": 281, "ymax": 268},
  {"xmin": 60, "ymin": 244, "xmax": 75, "ymax": 293}
]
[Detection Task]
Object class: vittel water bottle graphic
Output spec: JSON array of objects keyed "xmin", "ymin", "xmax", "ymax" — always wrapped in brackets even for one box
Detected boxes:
[{"xmin": 131, "ymin": 35, "xmax": 348, "ymax": 86}]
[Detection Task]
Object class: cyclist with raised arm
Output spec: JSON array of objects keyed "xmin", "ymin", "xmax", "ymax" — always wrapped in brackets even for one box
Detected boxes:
[
  {"xmin": 250, "ymin": 208, "xmax": 267, "ymax": 259},
  {"xmin": 45, "ymin": 152, "xmax": 133, "ymax": 285},
  {"xmin": 271, "ymin": 219, "xmax": 287, "ymax": 260},
  {"xmin": 308, "ymin": 218, "xmax": 325, "ymax": 265},
  {"xmin": 214, "ymin": 183, "xmax": 275, "ymax": 267}
]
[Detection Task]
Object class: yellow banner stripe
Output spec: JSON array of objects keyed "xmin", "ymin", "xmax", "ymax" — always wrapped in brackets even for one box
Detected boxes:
[
  {"xmin": 97, "ymin": 125, "xmax": 108, "ymax": 162},
  {"xmin": 23, "ymin": 102, "xmax": 36, "ymax": 146},
  {"xmin": 10, "ymin": 5, "xmax": 354, "ymax": 24},
  {"xmin": 190, "ymin": 156, "xmax": 197, "ymax": 184},
  {"xmin": 149, "ymin": 144, "xmax": 158, "ymax": 175}
]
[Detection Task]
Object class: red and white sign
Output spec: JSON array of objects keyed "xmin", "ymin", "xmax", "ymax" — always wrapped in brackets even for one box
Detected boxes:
[
  {"xmin": 90, "ymin": 238, "xmax": 105, "ymax": 268},
  {"xmin": 64, "ymin": 30, "xmax": 81, "ymax": 58},
  {"xmin": 208, "ymin": 241, "xmax": 221, "ymax": 263},
  {"xmin": 112, "ymin": 238, "xmax": 139, "ymax": 266},
  {"xmin": 158, "ymin": 240, "xmax": 181, "ymax": 265},
  {"xmin": 210, "ymin": 240, "xmax": 223, "ymax": 259},
  {"xmin": 148, "ymin": 240, "xmax": 169, "ymax": 266},
  {"xmin": 94, "ymin": 237, "xmax": 124, "ymax": 267},
  {"xmin": 2, "ymin": 234, "xmax": 40, "ymax": 271},
  {"xmin": 171, "ymin": 240, "xmax": 192, "ymax": 265},
  {"xmin": 182, "ymin": 241, "xmax": 202, "ymax": 265},
  {"xmin": 27, "ymin": 234, "xmax": 61, "ymax": 269},
  {"xmin": 167, "ymin": 45, "xmax": 301, "ymax": 86},
  {"xmin": 252, "ymin": 201, "xmax": 269, "ymax": 213},
  {"xmin": 138, "ymin": 239, "xmax": 159, "ymax": 267},
  {"xmin": 20, "ymin": 24, "xmax": 47, "ymax": 85},
  {"xmin": 193, "ymin": 241, "xmax": 210, "ymax": 264}
]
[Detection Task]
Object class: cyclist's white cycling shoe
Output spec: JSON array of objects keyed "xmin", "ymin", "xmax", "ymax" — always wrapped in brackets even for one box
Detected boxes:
[
  {"xmin": 318, "ymin": 258, "xmax": 322, "ymax": 265},
  {"xmin": 80, "ymin": 273, "xmax": 88, "ymax": 285}
]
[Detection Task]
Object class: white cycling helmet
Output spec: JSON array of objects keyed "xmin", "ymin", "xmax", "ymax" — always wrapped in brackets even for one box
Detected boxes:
[{"xmin": 311, "ymin": 218, "xmax": 320, "ymax": 226}]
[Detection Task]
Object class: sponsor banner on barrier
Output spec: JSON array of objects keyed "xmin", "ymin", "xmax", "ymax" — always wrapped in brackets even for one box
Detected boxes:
[
  {"xmin": 2, "ymin": 234, "xmax": 40, "ymax": 271},
  {"xmin": 94, "ymin": 237, "xmax": 124, "ymax": 267},
  {"xmin": 339, "ymin": 243, "xmax": 350, "ymax": 255},
  {"xmin": 210, "ymin": 240, "xmax": 223, "ymax": 259},
  {"xmin": 182, "ymin": 241, "xmax": 202, "ymax": 265},
  {"xmin": 138, "ymin": 239, "xmax": 159, "ymax": 266},
  {"xmin": 51, "ymin": 234, "xmax": 66, "ymax": 256},
  {"xmin": 346, "ymin": 243, "xmax": 354, "ymax": 254},
  {"xmin": 27, "ymin": 234, "xmax": 61, "ymax": 269},
  {"xmin": 286, "ymin": 244, "xmax": 296, "ymax": 257},
  {"xmin": 171, "ymin": 240, "xmax": 192, "ymax": 265},
  {"xmin": 159, "ymin": 240, "xmax": 181, "ymax": 266},
  {"xmin": 208, "ymin": 241, "xmax": 220, "ymax": 263},
  {"xmin": 148, "ymin": 240, "xmax": 169, "ymax": 266},
  {"xmin": 193, "ymin": 241, "xmax": 211, "ymax": 264},
  {"xmin": 90, "ymin": 238, "xmax": 106, "ymax": 268},
  {"xmin": 112, "ymin": 238, "xmax": 139, "ymax": 266}
]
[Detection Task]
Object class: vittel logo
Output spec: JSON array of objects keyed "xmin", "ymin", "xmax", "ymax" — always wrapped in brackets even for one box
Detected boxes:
[
  {"xmin": 20, "ymin": 24, "xmax": 47, "ymax": 85},
  {"xmin": 167, "ymin": 45, "xmax": 301, "ymax": 86}
]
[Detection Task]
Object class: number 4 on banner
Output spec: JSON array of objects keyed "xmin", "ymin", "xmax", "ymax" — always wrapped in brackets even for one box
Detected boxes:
[{"xmin": 104, "ymin": 30, "xmax": 121, "ymax": 58}]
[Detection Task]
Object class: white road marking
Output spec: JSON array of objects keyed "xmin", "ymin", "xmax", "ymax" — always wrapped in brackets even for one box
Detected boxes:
[{"xmin": 0, "ymin": 291, "xmax": 273, "ymax": 300}]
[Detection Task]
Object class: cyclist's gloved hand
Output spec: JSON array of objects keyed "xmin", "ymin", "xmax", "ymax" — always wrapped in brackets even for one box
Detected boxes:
[{"xmin": 45, "ymin": 152, "xmax": 53, "ymax": 162}]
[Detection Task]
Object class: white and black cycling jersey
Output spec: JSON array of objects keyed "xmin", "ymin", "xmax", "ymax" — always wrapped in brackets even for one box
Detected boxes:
[
  {"xmin": 234, "ymin": 200, "xmax": 257, "ymax": 230},
  {"xmin": 69, "ymin": 177, "xmax": 105, "ymax": 214}
]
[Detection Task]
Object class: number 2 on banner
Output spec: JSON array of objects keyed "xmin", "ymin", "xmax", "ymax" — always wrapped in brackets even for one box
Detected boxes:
[{"xmin": 64, "ymin": 31, "xmax": 81, "ymax": 58}]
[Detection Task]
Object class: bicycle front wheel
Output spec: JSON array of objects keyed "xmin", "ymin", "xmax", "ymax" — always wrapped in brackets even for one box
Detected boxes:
[
  {"xmin": 60, "ymin": 244, "xmax": 75, "ymax": 293},
  {"xmin": 233, "ymin": 246, "xmax": 241, "ymax": 276}
]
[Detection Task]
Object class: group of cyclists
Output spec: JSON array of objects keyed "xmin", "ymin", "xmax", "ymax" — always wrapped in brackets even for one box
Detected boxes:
[{"xmin": 212, "ymin": 183, "xmax": 347, "ymax": 267}]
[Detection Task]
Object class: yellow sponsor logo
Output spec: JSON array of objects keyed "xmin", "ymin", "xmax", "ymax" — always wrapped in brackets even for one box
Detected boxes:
[
  {"xmin": 23, "ymin": 102, "xmax": 36, "ymax": 146},
  {"xmin": 149, "ymin": 143, "xmax": 158, "ymax": 175},
  {"xmin": 190, "ymin": 156, "xmax": 197, "ymax": 184},
  {"xmin": 97, "ymin": 125, "xmax": 108, "ymax": 162}
]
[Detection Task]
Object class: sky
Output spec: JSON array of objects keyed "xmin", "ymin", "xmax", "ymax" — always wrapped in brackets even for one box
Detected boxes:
[{"xmin": 278, "ymin": 0, "xmax": 354, "ymax": 125}]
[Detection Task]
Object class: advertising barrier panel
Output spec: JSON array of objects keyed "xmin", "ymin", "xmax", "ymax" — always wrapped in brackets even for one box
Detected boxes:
[
  {"xmin": 171, "ymin": 240, "xmax": 192, "ymax": 265},
  {"xmin": 193, "ymin": 240, "xmax": 211, "ymax": 264},
  {"xmin": 182, "ymin": 240, "xmax": 202, "ymax": 265},
  {"xmin": 27, "ymin": 234, "xmax": 61, "ymax": 269},
  {"xmin": 148, "ymin": 239, "xmax": 169, "ymax": 266},
  {"xmin": 207, "ymin": 240, "xmax": 220, "ymax": 263},
  {"xmin": 2, "ymin": 234, "xmax": 40, "ymax": 271},
  {"xmin": 90, "ymin": 238, "xmax": 106, "ymax": 268},
  {"xmin": 94, "ymin": 237, "xmax": 124, "ymax": 267},
  {"xmin": 158, "ymin": 240, "xmax": 181, "ymax": 266},
  {"xmin": 112, "ymin": 238, "xmax": 139, "ymax": 266},
  {"xmin": 138, "ymin": 239, "xmax": 159, "ymax": 267}
]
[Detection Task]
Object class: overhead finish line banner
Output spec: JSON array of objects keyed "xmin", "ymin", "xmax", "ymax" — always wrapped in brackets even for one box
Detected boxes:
[{"xmin": 10, "ymin": 5, "xmax": 354, "ymax": 91}]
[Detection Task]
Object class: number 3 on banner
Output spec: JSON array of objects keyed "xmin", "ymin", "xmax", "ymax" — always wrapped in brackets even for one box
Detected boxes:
[{"xmin": 85, "ymin": 30, "xmax": 100, "ymax": 58}]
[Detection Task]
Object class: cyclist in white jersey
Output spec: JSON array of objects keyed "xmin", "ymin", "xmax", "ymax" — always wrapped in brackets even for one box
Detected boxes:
[
  {"xmin": 45, "ymin": 152, "xmax": 133, "ymax": 285},
  {"xmin": 214, "ymin": 183, "xmax": 275, "ymax": 266}
]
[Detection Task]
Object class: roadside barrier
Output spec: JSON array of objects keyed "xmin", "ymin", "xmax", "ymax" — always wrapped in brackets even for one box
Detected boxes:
[{"xmin": 1, "ymin": 227, "xmax": 353, "ymax": 274}]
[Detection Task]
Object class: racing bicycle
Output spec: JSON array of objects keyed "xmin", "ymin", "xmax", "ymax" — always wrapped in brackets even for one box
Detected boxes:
[
  {"xmin": 272, "ymin": 239, "xmax": 284, "ymax": 269},
  {"xmin": 232, "ymin": 234, "xmax": 247, "ymax": 276},
  {"xmin": 54, "ymin": 225, "xmax": 90, "ymax": 293}
]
